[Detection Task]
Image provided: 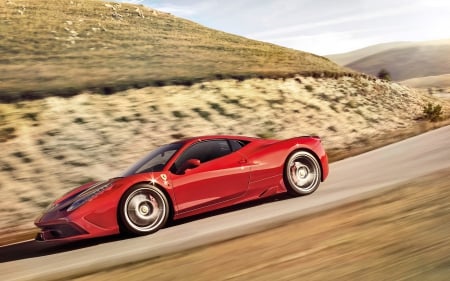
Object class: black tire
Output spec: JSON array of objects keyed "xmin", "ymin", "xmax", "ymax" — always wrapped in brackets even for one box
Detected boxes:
[
  {"xmin": 284, "ymin": 150, "xmax": 321, "ymax": 196},
  {"xmin": 119, "ymin": 184, "xmax": 170, "ymax": 236}
]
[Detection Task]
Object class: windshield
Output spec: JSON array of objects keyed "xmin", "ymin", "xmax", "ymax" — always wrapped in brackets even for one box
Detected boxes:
[{"xmin": 121, "ymin": 142, "xmax": 183, "ymax": 177}]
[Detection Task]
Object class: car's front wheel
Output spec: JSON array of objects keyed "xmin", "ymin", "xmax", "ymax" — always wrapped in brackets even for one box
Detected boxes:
[
  {"xmin": 284, "ymin": 150, "xmax": 321, "ymax": 196},
  {"xmin": 119, "ymin": 184, "xmax": 170, "ymax": 236}
]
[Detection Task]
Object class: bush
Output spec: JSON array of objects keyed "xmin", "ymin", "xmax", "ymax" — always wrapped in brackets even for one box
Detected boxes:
[
  {"xmin": 305, "ymin": 85, "xmax": 314, "ymax": 92},
  {"xmin": 423, "ymin": 103, "xmax": 443, "ymax": 122},
  {"xmin": 23, "ymin": 112, "xmax": 39, "ymax": 121},
  {"xmin": 114, "ymin": 116, "xmax": 129, "ymax": 122},
  {"xmin": 377, "ymin": 68, "xmax": 391, "ymax": 81},
  {"xmin": 172, "ymin": 111, "xmax": 187, "ymax": 118},
  {"xmin": 192, "ymin": 108, "xmax": 211, "ymax": 121},
  {"xmin": 74, "ymin": 117, "xmax": 86, "ymax": 124},
  {"xmin": 0, "ymin": 127, "xmax": 16, "ymax": 142}
]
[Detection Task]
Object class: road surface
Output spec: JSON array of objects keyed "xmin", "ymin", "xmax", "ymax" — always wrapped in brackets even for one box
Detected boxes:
[{"xmin": 1, "ymin": 126, "xmax": 449, "ymax": 281}]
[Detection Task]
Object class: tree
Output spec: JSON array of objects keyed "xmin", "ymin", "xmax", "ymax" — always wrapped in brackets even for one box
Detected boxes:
[{"xmin": 377, "ymin": 68, "xmax": 391, "ymax": 81}]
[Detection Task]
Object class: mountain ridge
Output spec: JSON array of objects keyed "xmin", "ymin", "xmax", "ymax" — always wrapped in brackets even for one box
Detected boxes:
[
  {"xmin": 346, "ymin": 42, "xmax": 450, "ymax": 81},
  {"xmin": 326, "ymin": 41, "xmax": 412, "ymax": 65},
  {"xmin": 326, "ymin": 39, "xmax": 450, "ymax": 84},
  {"xmin": 0, "ymin": 0, "xmax": 351, "ymax": 102}
]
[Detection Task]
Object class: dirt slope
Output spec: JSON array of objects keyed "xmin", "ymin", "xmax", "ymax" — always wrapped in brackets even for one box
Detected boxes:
[{"xmin": 0, "ymin": 75, "xmax": 448, "ymax": 235}]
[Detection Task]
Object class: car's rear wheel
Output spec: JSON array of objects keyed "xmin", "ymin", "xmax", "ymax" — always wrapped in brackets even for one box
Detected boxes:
[
  {"xmin": 284, "ymin": 150, "xmax": 321, "ymax": 196},
  {"xmin": 119, "ymin": 184, "xmax": 169, "ymax": 236}
]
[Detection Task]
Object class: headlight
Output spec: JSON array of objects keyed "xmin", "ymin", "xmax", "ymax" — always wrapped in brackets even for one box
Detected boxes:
[{"xmin": 67, "ymin": 181, "xmax": 113, "ymax": 212}]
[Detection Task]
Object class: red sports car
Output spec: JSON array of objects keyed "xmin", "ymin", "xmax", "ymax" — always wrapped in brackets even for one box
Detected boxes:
[{"xmin": 35, "ymin": 135, "xmax": 328, "ymax": 241}]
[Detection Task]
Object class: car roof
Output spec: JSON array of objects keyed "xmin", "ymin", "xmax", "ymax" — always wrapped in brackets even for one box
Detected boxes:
[{"xmin": 180, "ymin": 135, "xmax": 261, "ymax": 143}]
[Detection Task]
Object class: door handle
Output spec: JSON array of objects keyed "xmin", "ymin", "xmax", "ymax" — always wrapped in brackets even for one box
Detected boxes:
[{"xmin": 239, "ymin": 159, "xmax": 248, "ymax": 164}]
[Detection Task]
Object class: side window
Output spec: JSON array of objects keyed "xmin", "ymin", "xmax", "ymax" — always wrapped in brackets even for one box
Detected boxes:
[
  {"xmin": 229, "ymin": 139, "xmax": 248, "ymax": 151},
  {"xmin": 208, "ymin": 140, "xmax": 232, "ymax": 160},
  {"xmin": 170, "ymin": 140, "xmax": 232, "ymax": 174}
]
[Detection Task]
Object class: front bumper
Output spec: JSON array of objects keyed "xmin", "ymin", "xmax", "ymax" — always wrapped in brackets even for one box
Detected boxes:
[
  {"xmin": 35, "ymin": 222, "xmax": 88, "ymax": 241},
  {"xmin": 35, "ymin": 202, "xmax": 120, "ymax": 242}
]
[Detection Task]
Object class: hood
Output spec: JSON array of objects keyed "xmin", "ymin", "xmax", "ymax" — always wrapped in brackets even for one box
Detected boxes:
[{"xmin": 54, "ymin": 181, "xmax": 100, "ymax": 205}]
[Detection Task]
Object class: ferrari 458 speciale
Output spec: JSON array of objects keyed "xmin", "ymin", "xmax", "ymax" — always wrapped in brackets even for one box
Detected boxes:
[{"xmin": 35, "ymin": 135, "xmax": 328, "ymax": 241}]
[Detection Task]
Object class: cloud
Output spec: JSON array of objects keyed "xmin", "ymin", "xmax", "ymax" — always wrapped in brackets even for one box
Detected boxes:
[
  {"xmin": 418, "ymin": 0, "xmax": 450, "ymax": 7},
  {"xmin": 247, "ymin": 3, "xmax": 424, "ymax": 40},
  {"xmin": 151, "ymin": 4, "xmax": 198, "ymax": 16},
  {"xmin": 125, "ymin": 0, "xmax": 146, "ymax": 4},
  {"xmin": 267, "ymin": 29, "xmax": 384, "ymax": 55},
  {"xmin": 117, "ymin": 0, "xmax": 450, "ymax": 54}
]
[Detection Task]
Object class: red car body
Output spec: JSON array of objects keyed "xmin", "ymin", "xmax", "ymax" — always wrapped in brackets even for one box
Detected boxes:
[{"xmin": 35, "ymin": 135, "xmax": 328, "ymax": 241}]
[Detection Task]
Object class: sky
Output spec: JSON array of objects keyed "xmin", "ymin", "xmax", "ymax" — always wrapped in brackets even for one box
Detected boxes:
[{"xmin": 121, "ymin": 0, "xmax": 450, "ymax": 55}]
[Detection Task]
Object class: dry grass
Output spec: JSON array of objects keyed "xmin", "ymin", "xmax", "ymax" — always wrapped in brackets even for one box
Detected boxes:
[
  {"xmin": 70, "ymin": 169, "xmax": 450, "ymax": 281},
  {"xmin": 0, "ymin": 0, "xmax": 350, "ymax": 102},
  {"xmin": 0, "ymin": 75, "xmax": 449, "ymax": 246}
]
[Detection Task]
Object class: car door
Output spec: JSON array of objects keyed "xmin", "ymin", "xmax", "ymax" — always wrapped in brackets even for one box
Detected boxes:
[{"xmin": 169, "ymin": 140, "xmax": 250, "ymax": 213}]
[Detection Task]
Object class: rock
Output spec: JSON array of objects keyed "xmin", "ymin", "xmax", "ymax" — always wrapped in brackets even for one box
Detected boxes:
[
  {"xmin": 112, "ymin": 12, "xmax": 123, "ymax": 19},
  {"xmin": 135, "ymin": 8, "xmax": 144, "ymax": 18}
]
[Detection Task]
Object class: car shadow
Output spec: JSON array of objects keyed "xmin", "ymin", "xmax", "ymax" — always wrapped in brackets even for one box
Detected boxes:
[
  {"xmin": 166, "ymin": 193, "xmax": 291, "ymax": 227},
  {"xmin": 0, "ymin": 193, "xmax": 291, "ymax": 263},
  {"xmin": 0, "ymin": 234, "xmax": 125, "ymax": 263}
]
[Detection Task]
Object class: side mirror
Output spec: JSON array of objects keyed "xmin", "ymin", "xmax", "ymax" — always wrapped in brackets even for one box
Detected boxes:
[
  {"xmin": 178, "ymin": 158, "xmax": 201, "ymax": 174},
  {"xmin": 186, "ymin": 158, "xmax": 201, "ymax": 168},
  {"xmin": 185, "ymin": 158, "xmax": 200, "ymax": 171}
]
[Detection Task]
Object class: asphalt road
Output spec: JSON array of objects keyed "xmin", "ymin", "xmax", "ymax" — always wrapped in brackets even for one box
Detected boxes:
[{"xmin": 1, "ymin": 125, "xmax": 449, "ymax": 281}]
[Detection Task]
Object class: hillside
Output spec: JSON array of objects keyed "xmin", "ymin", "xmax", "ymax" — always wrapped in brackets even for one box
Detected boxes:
[
  {"xmin": 345, "ymin": 39, "xmax": 450, "ymax": 81},
  {"xmin": 401, "ymin": 74, "xmax": 450, "ymax": 89},
  {"xmin": 1, "ymin": 75, "xmax": 449, "ymax": 237},
  {"xmin": 326, "ymin": 41, "xmax": 411, "ymax": 65},
  {"xmin": 0, "ymin": 0, "xmax": 347, "ymax": 102}
]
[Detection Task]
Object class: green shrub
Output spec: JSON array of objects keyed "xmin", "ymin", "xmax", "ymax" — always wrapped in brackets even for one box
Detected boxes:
[
  {"xmin": 208, "ymin": 102, "xmax": 240, "ymax": 118},
  {"xmin": 0, "ymin": 127, "xmax": 16, "ymax": 142},
  {"xmin": 23, "ymin": 112, "xmax": 39, "ymax": 121},
  {"xmin": 114, "ymin": 116, "xmax": 129, "ymax": 122},
  {"xmin": 74, "ymin": 117, "xmax": 86, "ymax": 124},
  {"xmin": 171, "ymin": 133, "xmax": 185, "ymax": 139},
  {"xmin": 377, "ymin": 69, "xmax": 391, "ymax": 81},
  {"xmin": 257, "ymin": 130, "xmax": 275, "ymax": 139},
  {"xmin": 209, "ymin": 102, "xmax": 226, "ymax": 116},
  {"xmin": 327, "ymin": 125, "xmax": 338, "ymax": 132},
  {"xmin": 305, "ymin": 85, "xmax": 314, "ymax": 92},
  {"xmin": 192, "ymin": 108, "xmax": 211, "ymax": 121},
  {"xmin": 1, "ymin": 162, "xmax": 15, "ymax": 172},
  {"xmin": 422, "ymin": 103, "xmax": 443, "ymax": 122},
  {"xmin": 172, "ymin": 111, "xmax": 187, "ymax": 118}
]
